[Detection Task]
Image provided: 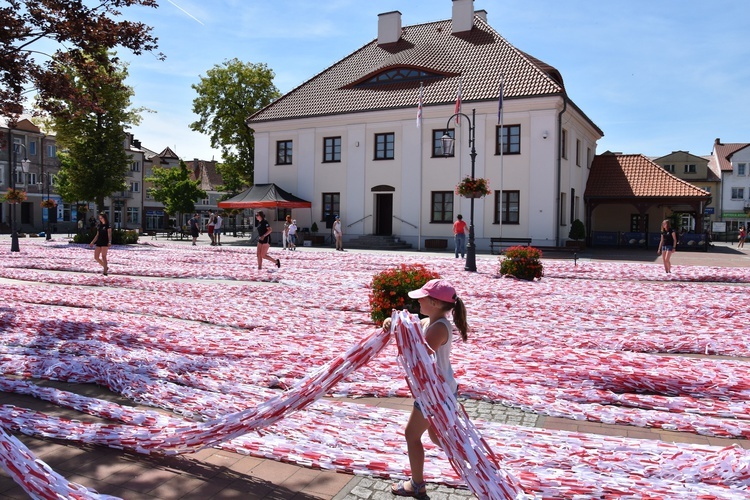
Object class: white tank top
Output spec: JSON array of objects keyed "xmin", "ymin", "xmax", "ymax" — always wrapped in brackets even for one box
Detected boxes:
[{"xmin": 427, "ymin": 317, "xmax": 457, "ymax": 394}]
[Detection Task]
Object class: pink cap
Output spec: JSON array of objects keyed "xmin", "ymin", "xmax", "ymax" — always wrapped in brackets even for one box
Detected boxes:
[{"xmin": 408, "ymin": 279, "xmax": 456, "ymax": 304}]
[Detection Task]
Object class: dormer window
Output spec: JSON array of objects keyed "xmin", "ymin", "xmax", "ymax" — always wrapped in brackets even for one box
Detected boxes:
[{"xmin": 354, "ymin": 68, "xmax": 443, "ymax": 88}]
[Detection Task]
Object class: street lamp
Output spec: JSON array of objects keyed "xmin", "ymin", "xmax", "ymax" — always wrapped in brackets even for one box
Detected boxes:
[
  {"xmin": 10, "ymin": 143, "xmax": 31, "ymax": 252},
  {"xmin": 441, "ymin": 108, "xmax": 478, "ymax": 272}
]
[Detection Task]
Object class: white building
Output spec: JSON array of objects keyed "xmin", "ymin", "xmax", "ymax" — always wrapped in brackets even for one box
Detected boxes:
[
  {"xmin": 709, "ymin": 138, "xmax": 750, "ymax": 235},
  {"xmin": 248, "ymin": 0, "xmax": 603, "ymax": 250}
]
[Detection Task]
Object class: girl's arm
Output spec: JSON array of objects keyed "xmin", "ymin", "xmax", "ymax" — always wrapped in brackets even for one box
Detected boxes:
[
  {"xmin": 424, "ymin": 321, "xmax": 449, "ymax": 354},
  {"xmin": 107, "ymin": 228, "xmax": 112, "ymax": 245}
]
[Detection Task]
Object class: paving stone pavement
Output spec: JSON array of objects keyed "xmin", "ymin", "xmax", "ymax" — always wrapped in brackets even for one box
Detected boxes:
[{"xmin": 332, "ymin": 400, "xmax": 538, "ymax": 500}]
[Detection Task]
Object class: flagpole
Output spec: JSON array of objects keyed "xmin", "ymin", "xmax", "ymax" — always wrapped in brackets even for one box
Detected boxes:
[
  {"xmin": 498, "ymin": 76, "xmax": 504, "ymax": 239},
  {"xmin": 417, "ymin": 82, "xmax": 424, "ymax": 251}
]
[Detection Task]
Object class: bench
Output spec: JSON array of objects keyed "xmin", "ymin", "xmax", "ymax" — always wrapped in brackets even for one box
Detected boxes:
[
  {"xmin": 424, "ymin": 238, "xmax": 448, "ymax": 250},
  {"xmin": 490, "ymin": 237, "xmax": 532, "ymax": 255}
]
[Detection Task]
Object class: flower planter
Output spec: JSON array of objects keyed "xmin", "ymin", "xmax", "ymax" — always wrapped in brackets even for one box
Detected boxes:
[{"xmin": 464, "ymin": 191, "xmax": 486, "ymax": 199}]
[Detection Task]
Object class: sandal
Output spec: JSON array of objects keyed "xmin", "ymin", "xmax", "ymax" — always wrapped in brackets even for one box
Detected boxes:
[{"xmin": 391, "ymin": 478, "xmax": 427, "ymax": 498}]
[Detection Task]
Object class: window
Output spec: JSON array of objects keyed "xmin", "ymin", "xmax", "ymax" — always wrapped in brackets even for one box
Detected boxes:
[
  {"xmin": 47, "ymin": 145, "xmax": 56, "ymax": 158},
  {"xmin": 323, "ymin": 137, "xmax": 341, "ymax": 163},
  {"xmin": 574, "ymin": 195, "xmax": 580, "ymax": 221},
  {"xmin": 630, "ymin": 214, "xmax": 647, "ymax": 232},
  {"xmin": 145, "ymin": 189, "xmax": 154, "ymax": 200},
  {"xmin": 129, "ymin": 182, "xmax": 140, "ymax": 192},
  {"xmin": 738, "ymin": 163, "xmax": 747, "ymax": 176},
  {"xmin": 374, "ymin": 133, "xmax": 395, "ymax": 160},
  {"xmin": 29, "ymin": 141, "xmax": 36, "ymax": 156},
  {"xmin": 731, "ymin": 187, "xmax": 745, "ymax": 200},
  {"xmin": 63, "ymin": 203, "xmax": 72, "ymax": 222},
  {"xmin": 322, "ymin": 192, "xmax": 340, "ymax": 222},
  {"xmin": 559, "ymin": 192, "xmax": 567, "ymax": 226},
  {"xmin": 495, "ymin": 190, "xmax": 520, "ymax": 224},
  {"xmin": 276, "ymin": 140, "xmax": 293, "ymax": 165},
  {"xmin": 495, "ymin": 125, "xmax": 520, "ymax": 155},
  {"xmin": 663, "ymin": 164, "xmax": 675, "ymax": 173},
  {"xmin": 570, "ymin": 188, "xmax": 576, "ymax": 224},
  {"xmin": 684, "ymin": 164, "xmax": 696, "ymax": 174},
  {"xmin": 433, "ymin": 129, "xmax": 454, "ymax": 157},
  {"xmin": 355, "ymin": 68, "xmax": 442, "ymax": 88},
  {"xmin": 431, "ymin": 191, "xmax": 454, "ymax": 223},
  {"xmin": 26, "ymin": 173, "xmax": 37, "ymax": 186},
  {"xmin": 131, "ymin": 161, "xmax": 141, "ymax": 172},
  {"xmin": 14, "ymin": 170, "xmax": 25, "ymax": 185},
  {"xmin": 276, "ymin": 208, "xmax": 292, "ymax": 222},
  {"xmin": 127, "ymin": 207, "xmax": 139, "ymax": 224},
  {"xmin": 575, "ymin": 140, "xmax": 581, "ymax": 167},
  {"xmin": 561, "ymin": 129, "xmax": 567, "ymax": 159}
]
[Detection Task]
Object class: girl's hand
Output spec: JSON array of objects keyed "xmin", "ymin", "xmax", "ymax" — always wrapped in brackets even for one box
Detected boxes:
[{"xmin": 382, "ymin": 318, "xmax": 392, "ymax": 331}]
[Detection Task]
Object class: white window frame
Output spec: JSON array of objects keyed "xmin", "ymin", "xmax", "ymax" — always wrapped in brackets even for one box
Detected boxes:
[
  {"xmin": 731, "ymin": 187, "xmax": 745, "ymax": 200},
  {"xmin": 738, "ymin": 163, "xmax": 747, "ymax": 176},
  {"xmin": 129, "ymin": 181, "xmax": 140, "ymax": 193}
]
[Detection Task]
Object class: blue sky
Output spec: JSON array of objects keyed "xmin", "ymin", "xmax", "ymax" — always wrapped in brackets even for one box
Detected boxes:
[{"xmin": 123, "ymin": 0, "xmax": 750, "ymax": 161}]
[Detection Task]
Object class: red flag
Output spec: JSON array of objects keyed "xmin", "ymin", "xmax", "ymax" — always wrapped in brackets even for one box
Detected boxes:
[
  {"xmin": 416, "ymin": 83, "xmax": 424, "ymax": 128},
  {"xmin": 454, "ymin": 82, "xmax": 462, "ymax": 124}
]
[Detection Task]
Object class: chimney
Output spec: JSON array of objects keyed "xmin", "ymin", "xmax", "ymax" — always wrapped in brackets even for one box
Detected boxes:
[
  {"xmin": 378, "ymin": 11, "xmax": 402, "ymax": 45},
  {"xmin": 452, "ymin": 0, "xmax": 475, "ymax": 34},
  {"xmin": 475, "ymin": 9, "xmax": 487, "ymax": 24},
  {"xmin": 715, "ymin": 138, "xmax": 722, "ymax": 145}
]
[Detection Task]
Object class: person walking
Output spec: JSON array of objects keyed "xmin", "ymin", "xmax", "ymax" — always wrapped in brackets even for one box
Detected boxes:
[
  {"xmin": 214, "ymin": 212, "xmax": 223, "ymax": 246},
  {"xmin": 207, "ymin": 211, "xmax": 216, "ymax": 246},
  {"xmin": 658, "ymin": 219, "xmax": 678, "ymax": 274},
  {"xmin": 384, "ymin": 279, "xmax": 469, "ymax": 499},
  {"xmin": 739, "ymin": 225, "xmax": 747, "ymax": 249},
  {"xmin": 333, "ymin": 215, "xmax": 343, "ymax": 251},
  {"xmin": 188, "ymin": 213, "xmax": 200, "ymax": 245},
  {"xmin": 255, "ymin": 211, "xmax": 281, "ymax": 270},
  {"xmin": 89, "ymin": 212, "xmax": 113, "ymax": 276},
  {"xmin": 453, "ymin": 214, "xmax": 467, "ymax": 259},
  {"xmin": 287, "ymin": 219, "xmax": 298, "ymax": 251},
  {"xmin": 282, "ymin": 214, "xmax": 292, "ymax": 250}
]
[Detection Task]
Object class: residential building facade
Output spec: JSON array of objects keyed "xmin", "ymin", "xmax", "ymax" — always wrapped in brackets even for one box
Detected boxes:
[
  {"xmin": 652, "ymin": 151, "xmax": 721, "ymax": 230},
  {"xmin": 247, "ymin": 1, "xmax": 603, "ymax": 250},
  {"xmin": 709, "ymin": 138, "xmax": 750, "ymax": 235}
]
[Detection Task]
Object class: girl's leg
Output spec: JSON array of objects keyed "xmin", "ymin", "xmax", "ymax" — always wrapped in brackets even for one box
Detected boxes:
[
  {"xmin": 256, "ymin": 244, "xmax": 264, "ymax": 269},
  {"xmin": 94, "ymin": 247, "xmax": 103, "ymax": 267},
  {"xmin": 664, "ymin": 250, "xmax": 672, "ymax": 273},
  {"xmin": 400, "ymin": 407, "xmax": 430, "ymax": 492},
  {"xmin": 100, "ymin": 247, "xmax": 109, "ymax": 274}
]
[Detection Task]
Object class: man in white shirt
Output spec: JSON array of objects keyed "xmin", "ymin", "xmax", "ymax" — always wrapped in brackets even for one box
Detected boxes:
[
  {"xmin": 214, "ymin": 213, "xmax": 223, "ymax": 246},
  {"xmin": 333, "ymin": 215, "xmax": 343, "ymax": 251}
]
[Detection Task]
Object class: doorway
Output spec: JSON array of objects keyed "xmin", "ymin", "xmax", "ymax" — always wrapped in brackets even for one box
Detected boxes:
[{"xmin": 374, "ymin": 193, "xmax": 393, "ymax": 236}]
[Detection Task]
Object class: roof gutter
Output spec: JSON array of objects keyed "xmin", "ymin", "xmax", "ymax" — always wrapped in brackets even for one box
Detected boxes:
[{"xmin": 556, "ymin": 94, "xmax": 567, "ymax": 246}]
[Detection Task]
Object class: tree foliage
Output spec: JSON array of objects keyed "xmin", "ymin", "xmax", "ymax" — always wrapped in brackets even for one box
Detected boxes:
[
  {"xmin": 146, "ymin": 160, "xmax": 207, "ymax": 217},
  {"xmin": 190, "ymin": 59, "xmax": 281, "ymax": 192},
  {"xmin": 0, "ymin": 0, "xmax": 161, "ymax": 124},
  {"xmin": 50, "ymin": 53, "xmax": 140, "ymax": 211}
]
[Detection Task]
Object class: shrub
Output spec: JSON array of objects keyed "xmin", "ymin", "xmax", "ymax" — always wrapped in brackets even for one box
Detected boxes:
[
  {"xmin": 72, "ymin": 228, "xmax": 139, "ymax": 245},
  {"xmin": 369, "ymin": 264, "xmax": 440, "ymax": 325},
  {"xmin": 311, "ymin": 222, "xmax": 319, "ymax": 233},
  {"xmin": 568, "ymin": 219, "xmax": 585, "ymax": 241},
  {"xmin": 499, "ymin": 245, "xmax": 544, "ymax": 281}
]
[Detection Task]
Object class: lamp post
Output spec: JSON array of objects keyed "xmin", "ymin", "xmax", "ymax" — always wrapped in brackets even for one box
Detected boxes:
[
  {"xmin": 441, "ymin": 108, "xmax": 478, "ymax": 272},
  {"xmin": 9, "ymin": 142, "xmax": 30, "ymax": 252}
]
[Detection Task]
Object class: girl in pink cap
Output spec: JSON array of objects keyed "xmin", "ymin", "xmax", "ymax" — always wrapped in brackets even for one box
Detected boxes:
[{"xmin": 389, "ymin": 278, "xmax": 468, "ymax": 498}]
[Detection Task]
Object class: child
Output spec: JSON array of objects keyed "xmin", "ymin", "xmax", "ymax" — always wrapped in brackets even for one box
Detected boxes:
[
  {"xmin": 386, "ymin": 278, "xmax": 468, "ymax": 498},
  {"xmin": 288, "ymin": 219, "xmax": 298, "ymax": 250}
]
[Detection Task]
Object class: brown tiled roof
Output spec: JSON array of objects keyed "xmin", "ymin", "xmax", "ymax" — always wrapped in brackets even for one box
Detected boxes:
[
  {"xmin": 585, "ymin": 153, "xmax": 711, "ymax": 199},
  {"xmin": 712, "ymin": 141, "xmax": 749, "ymax": 172},
  {"xmin": 249, "ymin": 16, "xmax": 565, "ymax": 123},
  {"xmin": 186, "ymin": 159, "xmax": 224, "ymax": 190}
]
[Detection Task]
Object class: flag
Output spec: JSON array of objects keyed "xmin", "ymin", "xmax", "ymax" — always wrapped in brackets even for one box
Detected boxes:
[
  {"xmin": 454, "ymin": 82, "xmax": 462, "ymax": 124},
  {"xmin": 416, "ymin": 83, "xmax": 424, "ymax": 128},
  {"xmin": 497, "ymin": 83, "xmax": 504, "ymax": 125}
]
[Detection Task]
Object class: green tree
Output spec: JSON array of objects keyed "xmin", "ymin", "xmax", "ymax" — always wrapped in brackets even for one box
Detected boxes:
[
  {"xmin": 50, "ymin": 53, "xmax": 142, "ymax": 211},
  {"xmin": 190, "ymin": 59, "xmax": 281, "ymax": 191},
  {"xmin": 0, "ymin": 0, "xmax": 161, "ymax": 122},
  {"xmin": 146, "ymin": 160, "xmax": 207, "ymax": 218}
]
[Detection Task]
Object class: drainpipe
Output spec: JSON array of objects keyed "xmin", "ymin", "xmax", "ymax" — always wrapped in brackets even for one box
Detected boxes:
[{"xmin": 555, "ymin": 94, "xmax": 568, "ymax": 246}]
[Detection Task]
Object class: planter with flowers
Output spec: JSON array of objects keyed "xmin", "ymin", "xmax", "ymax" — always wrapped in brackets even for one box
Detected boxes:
[
  {"xmin": 40, "ymin": 199, "xmax": 57, "ymax": 209},
  {"xmin": 2, "ymin": 188, "xmax": 27, "ymax": 204},
  {"xmin": 369, "ymin": 264, "xmax": 440, "ymax": 325},
  {"xmin": 499, "ymin": 245, "xmax": 544, "ymax": 281},
  {"xmin": 455, "ymin": 177, "xmax": 491, "ymax": 198}
]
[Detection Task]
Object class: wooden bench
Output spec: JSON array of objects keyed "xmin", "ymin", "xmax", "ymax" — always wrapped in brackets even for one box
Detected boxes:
[
  {"xmin": 424, "ymin": 238, "xmax": 448, "ymax": 250},
  {"xmin": 490, "ymin": 237, "xmax": 532, "ymax": 255}
]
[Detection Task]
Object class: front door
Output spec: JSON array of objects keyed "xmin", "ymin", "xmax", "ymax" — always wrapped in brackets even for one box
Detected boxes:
[{"xmin": 374, "ymin": 193, "xmax": 393, "ymax": 236}]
